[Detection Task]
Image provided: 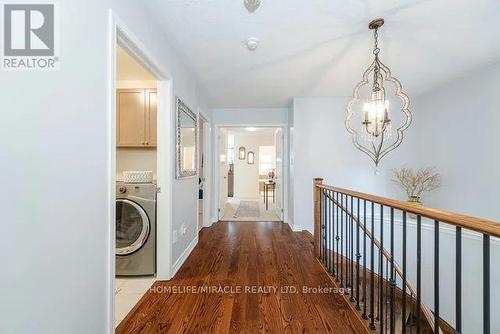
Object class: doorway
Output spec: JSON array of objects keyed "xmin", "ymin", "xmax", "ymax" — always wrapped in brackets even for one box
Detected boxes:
[
  {"xmin": 217, "ymin": 127, "xmax": 283, "ymax": 222},
  {"xmin": 114, "ymin": 41, "xmax": 159, "ymax": 329},
  {"xmin": 108, "ymin": 13, "xmax": 174, "ymax": 332}
]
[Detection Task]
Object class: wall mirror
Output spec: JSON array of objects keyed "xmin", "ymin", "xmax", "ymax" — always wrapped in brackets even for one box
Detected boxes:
[
  {"xmin": 247, "ymin": 151, "xmax": 255, "ymax": 164},
  {"xmin": 176, "ymin": 97, "xmax": 197, "ymax": 179},
  {"xmin": 238, "ymin": 147, "xmax": 246, "ymax": 160}
]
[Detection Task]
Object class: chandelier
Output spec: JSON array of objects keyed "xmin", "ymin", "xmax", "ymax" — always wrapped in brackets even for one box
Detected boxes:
[{"xmin": 346, "ymin": 18, "xmax": 412, "ymax": 167}]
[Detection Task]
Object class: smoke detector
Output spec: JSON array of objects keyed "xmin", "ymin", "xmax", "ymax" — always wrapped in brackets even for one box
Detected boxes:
[
  {"xmin": 244, "ymin": 0, "xmax": 261, "ymax": 13},
  {"xmin": 244, "ymin": 37, "xmax": 259, "ymax": 51}
]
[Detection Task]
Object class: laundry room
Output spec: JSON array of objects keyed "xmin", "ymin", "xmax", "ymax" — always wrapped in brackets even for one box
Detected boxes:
[{"xmin": 114, "ymin": 44, "xmax": 159, "ymax": 327}]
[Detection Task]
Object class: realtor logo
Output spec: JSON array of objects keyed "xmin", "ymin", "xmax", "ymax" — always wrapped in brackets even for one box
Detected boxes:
[{"xmin": 2, "ymin": 3, "xmax": 59, "ymax": 70}]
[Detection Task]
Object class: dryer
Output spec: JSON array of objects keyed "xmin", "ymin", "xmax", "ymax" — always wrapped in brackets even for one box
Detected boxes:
[{"xmin": 116, "ymin": 182, "xmax": 156, "ymax": 276}]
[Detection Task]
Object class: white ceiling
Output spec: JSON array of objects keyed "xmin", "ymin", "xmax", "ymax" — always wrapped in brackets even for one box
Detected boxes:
[
  {"xmin": 116, "ymin": 45, "xmax": 156, "ymax": 81},
  {"xmin": 146, "ymin": 0, "xmax": 500, "ymax": 108}
]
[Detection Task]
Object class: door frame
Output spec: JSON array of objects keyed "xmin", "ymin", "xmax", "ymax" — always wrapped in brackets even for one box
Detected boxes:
[
  {"xmin": 273, "ymin": 127, "xmax": 285, "ymax": 220},
  {"xmin": 213, "ymin": 124, "xmax": 288, "ymax": 224},
  {"xmin": 107, "ymin": 10, "xmax": 174, "ymax": 333},
  {"xmin": 197, "ymin": 110, "xmax": 211, "ymax": 230}
]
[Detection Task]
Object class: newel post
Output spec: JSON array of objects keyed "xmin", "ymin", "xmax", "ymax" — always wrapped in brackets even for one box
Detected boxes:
[{"xmin": 313, "ymin": 178, "xmax": 323, "ymax": 258}]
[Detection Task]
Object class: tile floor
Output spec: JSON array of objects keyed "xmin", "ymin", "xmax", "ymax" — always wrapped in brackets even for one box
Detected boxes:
[{"xmin": 115, "ymin": 277, "xmax": 156, "ymax": 328}]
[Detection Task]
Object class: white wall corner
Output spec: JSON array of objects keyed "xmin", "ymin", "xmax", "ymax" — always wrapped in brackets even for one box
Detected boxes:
[{"xmin": 170, "ymin": 235, "xmax": 198, "ymax": 277}]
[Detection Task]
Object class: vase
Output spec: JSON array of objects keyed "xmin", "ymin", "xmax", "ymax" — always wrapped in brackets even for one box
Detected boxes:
[{"xmin": 407, "ymin": 196, "xmax": 422, "ymax": 219}]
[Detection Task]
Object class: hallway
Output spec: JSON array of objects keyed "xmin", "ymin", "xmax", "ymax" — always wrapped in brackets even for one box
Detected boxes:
[
  {"xmin": 220, "ymin": 198, "xmax": 281, "ymax": 222},
  {"xmin": 116, "ymin": 222, "xmax": 366, "ymax": 333}
]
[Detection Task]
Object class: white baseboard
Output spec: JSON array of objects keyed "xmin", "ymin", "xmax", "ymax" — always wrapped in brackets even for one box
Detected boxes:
[
  {"xmin": 170, "ymin": 235, "xmax": 198, "ymax": 277},
  {"xmin": 292, "ymin": 224, "xmax": 303, "ymax": 232}
]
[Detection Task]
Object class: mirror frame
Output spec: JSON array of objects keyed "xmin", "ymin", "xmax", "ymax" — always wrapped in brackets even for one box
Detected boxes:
[
  {"xmin": 238, "ymin": 146, "xmax": 246, "ymax": 160},
  {"xmin": 247, "ymin": 151, "xmax": 255, "ymax": 165},
  {"xmin": 175, "ymin": 97, "xmax": 198, "ymax": 179}
]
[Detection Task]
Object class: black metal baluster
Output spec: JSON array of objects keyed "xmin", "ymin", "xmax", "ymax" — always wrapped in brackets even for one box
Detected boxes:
[
  {"xmin": 345, "ymin": 194, "xmax": 349, "ymax": 294},
  {"xmin": 323, "ymin": 190, "xmax": 327, "ymax": 264},
  {"xmin": 350, "ymin": 196, "xmax": 354, "ymax": 302},
  {"xmin": 379, "ymin": 204, "xmax": 384, "ymax": 329},
  {"xmin": 369, "ymin": 201, "xmax": 376, "ymax": 330},
  {"xmin": 434, "ymin": 220, "xmax": 440, "ymax": 333},
  {"xmin": 340, "ymin": 193, "xmax": 344, "ymax": 288},
  {"xmin": 416, "ymin": 215, "xmax": 421, "ymax": 334},
  {"xmin": 322, "ymin": 190, "xmax": 328, "ymax": 268},
  {"xmin": 390, "ymin": 208, "xmax": 395, "ymax": 334},
  {"xmin": 336, "ymin": 192, "xmax": 340, "ymax": 282},
  {"xmin": 325, "ymin": 190, "xmax": 332, "ymax": 272},
  {"xmin": 362, "ymin": 199, "xmax": 368, "ymax": 319},
  {"xmin": 347, "ymin": 195, "xmax": 350, "ymax": 295},
  {"xmin": 322, "ymin": 190, "xmax": 325, "ymax": 265},
  {"xmin": 402, "ymin": 211, "xmax": 407, "ymax": 333},
  {"xmin": 330, "ymin": 190, "xmax": 334, "ymax": 275},
  {"xmin": 332, "ymin": 191, "xmax": 336, "ymax": 275},
  {"xmin": 356, "ymin": 197, "xmax": 361, "ymax": 310},
  {"xmin": 385, "ymin": 259, "xmax": 389, "ymax": 334},
  {"xmin": 483, "ymin": 234, "xmax": 490, "ymax": 334},
  {"xmin": 456, "ymin": 226, "xmax": 462, "ymax": 333}
]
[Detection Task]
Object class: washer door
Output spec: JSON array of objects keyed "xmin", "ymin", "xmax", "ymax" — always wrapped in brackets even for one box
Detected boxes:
[{"xmin": 116, "ymin": 199, "xmax": 150, "ymax": 255}]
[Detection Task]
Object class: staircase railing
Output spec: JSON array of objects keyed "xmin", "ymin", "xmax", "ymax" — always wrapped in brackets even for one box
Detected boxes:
[{"xmin": 313, "ymin": 178, "xmax": 500, "ymax": 334}]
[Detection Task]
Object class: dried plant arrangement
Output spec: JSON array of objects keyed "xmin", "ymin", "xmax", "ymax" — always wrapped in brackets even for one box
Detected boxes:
[{"xmin": 392, "ymin": 167, "xmax": 441, "ymax": 200}]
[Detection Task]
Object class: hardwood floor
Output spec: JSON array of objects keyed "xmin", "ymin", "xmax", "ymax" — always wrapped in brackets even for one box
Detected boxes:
[{"xmin": 116, "ymin": 222, "xmax": 368, "ymax": 333}]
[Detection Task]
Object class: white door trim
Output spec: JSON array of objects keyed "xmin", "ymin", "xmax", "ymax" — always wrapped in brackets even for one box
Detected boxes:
[
  {"xmin": 197, "ymin": 110, "xmax": 211, "ymax": 230},
  {"xmin": 107, "ymin": 10, "xmax": 174, "ymax": 333},
  {"xmin": 213, "ymin": 124, "xmax": 288, "ymax": 224}
]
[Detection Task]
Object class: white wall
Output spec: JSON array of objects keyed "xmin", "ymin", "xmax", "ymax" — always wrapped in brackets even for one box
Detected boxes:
[
  {"xmin": 231, "ymin": 131, "xmax": 274, "ymax": 198},
  {"xmin": 414, "ymin": 61, "xmax": 500, "ymax": 221},
  {"xmin": 212, "ymin": 107, "xmax": 288, "ymax": 125},
  {"xmin": 116, "ymin": 148, "xmax": 157, "ymax": 180},
  {"xmin": 0, "ymin": 1, "xmax": 208, "ymax": 333},
  {"xmin": 292, "ymin": 97, "xmax": 417, "ymax": 232}
]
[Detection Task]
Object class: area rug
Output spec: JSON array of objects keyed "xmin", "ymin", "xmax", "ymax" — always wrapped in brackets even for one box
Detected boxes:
[{"xmin": 234, "ymin": 200, "xmax": 261, "ymax": 218}]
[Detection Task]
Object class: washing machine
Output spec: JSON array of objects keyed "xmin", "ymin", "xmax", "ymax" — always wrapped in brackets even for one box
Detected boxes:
[{"xmin": 115, "ymin": 182, "xmax": 156, "ymax": 276}]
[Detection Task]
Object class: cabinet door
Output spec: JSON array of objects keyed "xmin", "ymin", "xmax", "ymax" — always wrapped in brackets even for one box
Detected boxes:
[
  {"xmin": 146, "ymin": 90, "xmax": 157, "ymax": 147},
  {"xmin": 117, "ymin": 89, "xmax": 146, "ymax": 147}
]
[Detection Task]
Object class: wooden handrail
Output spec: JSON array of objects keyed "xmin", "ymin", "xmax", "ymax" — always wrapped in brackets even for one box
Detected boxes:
[{"xmin": 317, "ymin": 184, "xmax": 500, "ymax": 238}]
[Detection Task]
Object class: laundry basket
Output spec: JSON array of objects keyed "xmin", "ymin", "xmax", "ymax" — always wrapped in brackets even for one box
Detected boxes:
[{"xmin": 122, "ymin": 171, "xmax": 154, "ymax": 183}]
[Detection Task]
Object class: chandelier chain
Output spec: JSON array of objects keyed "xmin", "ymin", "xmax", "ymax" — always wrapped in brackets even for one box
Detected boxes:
[
  {"xmin": 372, "ymin": 28, "xmax": 381, "ymax": 91},
  {"xmin": 373, "ymin": 28, "xmax": 380, "ymax": 55}
]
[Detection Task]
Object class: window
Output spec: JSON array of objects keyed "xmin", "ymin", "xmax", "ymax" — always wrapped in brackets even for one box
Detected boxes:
[{"xmin": 258, "ymin": 146, "xmax": 275, "ymax": 175}]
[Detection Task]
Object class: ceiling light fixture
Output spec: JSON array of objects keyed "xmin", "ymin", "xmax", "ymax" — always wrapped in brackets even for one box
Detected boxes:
[
  {"xmin": 244, "ymin": 0, "xmax": 261, "ymax": 13},
  {"xmin": 345, "ymin": 18, "xmax": 412, "ymax": 167},
  {"xmin": 245, "ymin": 127, "xmax": 258, "ymax": 132},
  {"xmin": 244, "ymin": 37, "xmax": 259, "ymax": 51}
]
